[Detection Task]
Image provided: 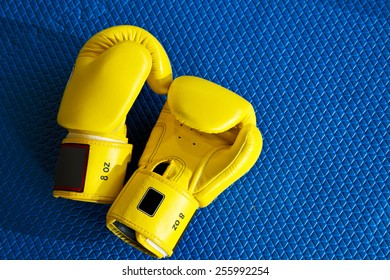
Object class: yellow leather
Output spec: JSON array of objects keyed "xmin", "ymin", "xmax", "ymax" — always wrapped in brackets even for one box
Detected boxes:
[
  {"xmin": 168, "ymin": 76, "xmax": 257, "ymax": 133},
  {"xmin": 78, "ymin": 25, "xmax": 172, "ymax": 95},
  {"xmin": 54, "ymin": 25, "xmax": 172, "ymax": 203},
  {"xmin": 107, "ymin": 76, "xmax": 262, "ymax": 257},
  {"xmin": 58, "ymin": 25, "xmax": 172, "ymax": 133}
]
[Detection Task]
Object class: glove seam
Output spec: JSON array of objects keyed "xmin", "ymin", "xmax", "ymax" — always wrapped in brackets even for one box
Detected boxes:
[
  {"xmin": 53, "ymin": 190, "xmax": 115, "ymax": 203},
  {"xmin": 63, "ymin": 138, "xmax": 133, "ymax": 149}
]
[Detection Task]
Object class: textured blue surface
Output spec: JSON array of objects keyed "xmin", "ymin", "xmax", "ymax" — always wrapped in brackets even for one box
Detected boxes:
[{"xmin": 0, "ymin": 0, "xmax": 389, "ymax": 260}]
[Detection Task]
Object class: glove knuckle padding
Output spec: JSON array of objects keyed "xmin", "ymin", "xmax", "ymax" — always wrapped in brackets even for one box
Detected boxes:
[
  {"xmin": 58, "ymin": 25, "xmax": 172, "ymax": 133},
  {"xmin": 107, "ymin": 76, "xmax": 263, "ymax": 257},
  {"xmin": 79, "ymin": 25, "xmax": 172, "ymax": 94},
  {"xmin": 58, "ymin": 42, "xmax": 152, "ymax": 133},
  {"xmin": 168, "ymin": 76, "xmax": 257, "ymax": 133}
]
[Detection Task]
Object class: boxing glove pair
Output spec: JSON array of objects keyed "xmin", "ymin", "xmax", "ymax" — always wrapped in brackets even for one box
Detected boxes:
[{"xmin": 54, "ymin": 25, "xmax": 263, "ymax": 258}]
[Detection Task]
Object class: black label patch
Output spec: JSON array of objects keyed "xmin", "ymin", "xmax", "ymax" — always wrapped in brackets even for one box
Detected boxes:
[
  {"xmin": 54, "ymin": 143, "xmax": 89, "ymax": 192},
  {"xmin": 137, "ymin": 188, "xmax": 164, "ymax": 217}
]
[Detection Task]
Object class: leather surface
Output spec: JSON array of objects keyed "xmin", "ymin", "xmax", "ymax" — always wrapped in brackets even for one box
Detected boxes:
[{"xmin": 0, "ymin": 0, "xmax": 389, "ymax": 259}]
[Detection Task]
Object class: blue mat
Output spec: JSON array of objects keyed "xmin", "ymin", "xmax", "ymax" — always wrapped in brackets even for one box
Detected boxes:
[{"xmin": 0, "ymin": 0, "xmax": 389, "ymax": 260}]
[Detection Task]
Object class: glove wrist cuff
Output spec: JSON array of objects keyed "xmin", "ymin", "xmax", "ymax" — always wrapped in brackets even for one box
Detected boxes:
[
  {"xmin": 53, "ymin": 136, "xmax": 132, "ymax": 204},
  {"xmin": 107, "ymin": 169, "xmax": 198, "ymax": 258},
  {"xmin": 66, "ymin": 131, "xmax": 128, "ymax": 144}
]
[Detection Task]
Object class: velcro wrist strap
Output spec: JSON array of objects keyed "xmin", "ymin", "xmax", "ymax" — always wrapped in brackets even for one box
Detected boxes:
[
  {"xmin": 107, "ymin": 169, "xmax": 198, "ymax": 258},
  {"xmin": 53, "ymin": 137, "xmax": 132, "ymax": 204}
]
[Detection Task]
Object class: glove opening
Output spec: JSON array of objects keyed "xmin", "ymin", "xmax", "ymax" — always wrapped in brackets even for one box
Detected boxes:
[
  {"xmin": 152, "ymin": 161, "xmax": 170, "ymax": 176},
  {"xmin": 113, "ymin": 220, "xmax": 137, "ymax": 242},
  {"xmin": 111, "ymin": 221, "xmax": 152, "ymax": 255},
  {"xmin": 112, "ymin": 220, "xmax": 168, "ymax": 258}
]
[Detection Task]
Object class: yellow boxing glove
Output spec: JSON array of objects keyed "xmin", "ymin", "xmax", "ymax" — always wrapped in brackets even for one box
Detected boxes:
[
  {"xmin": 53, "ymin": 25, "xmax": 172, "ymax": 204},
  {"xmin": 107, "ymin": 76, "xmax": 262, "ymax": 258}
]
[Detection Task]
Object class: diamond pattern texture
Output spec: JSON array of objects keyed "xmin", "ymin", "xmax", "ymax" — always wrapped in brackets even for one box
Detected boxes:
[{"xmin": 0, "ymin": 0, "xmax": 389, "ymax": 259}]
